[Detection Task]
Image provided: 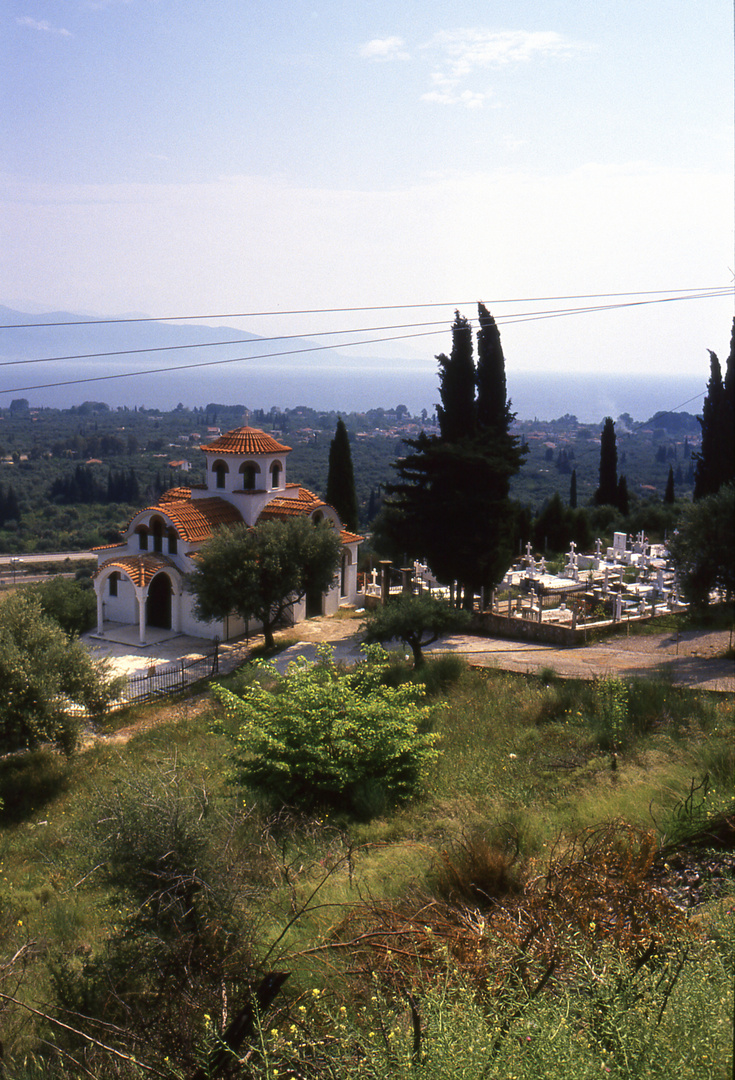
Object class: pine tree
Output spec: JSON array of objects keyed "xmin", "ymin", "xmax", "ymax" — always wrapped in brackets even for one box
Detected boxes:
[
  {"xmin": 326, "ymin": 418, "xmax": 359, "ymax": 532},
  {"xmin": 595, "ymin": 418, "xmax": 618, "ymax": 506},
  {"xmin": 664, "ymin": 465, "xmax": 675, "ymax": 504}
]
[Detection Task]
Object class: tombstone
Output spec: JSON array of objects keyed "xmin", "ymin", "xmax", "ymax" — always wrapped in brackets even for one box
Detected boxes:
[
  {"xmin": 380, "ymin": 560, "xmax": 391, "ymax": 606},
  {"xmin": 615, "ymin": 593, "xmax": 623, "ymax": 623},
  {"xmin": 539, "ymin": 557, "xmax": 546, "ymax": 575},
  {"xmin": 595, "ymin": 537, "xmax": 603, "ymax": 557},
  {"xmin": 656, "ymin": 569, "xmax": 665, "ymax": 594},
  {"xmin": 613, "ymin": 532, "xmax": 627, "ymax": 558},
  {"xmin": 603, "ymin": 566, "xmax": 610, "ymax": 592},
  {"xmin": 525, "ymin": 541, "xmax": 533, "ymax": 561}
]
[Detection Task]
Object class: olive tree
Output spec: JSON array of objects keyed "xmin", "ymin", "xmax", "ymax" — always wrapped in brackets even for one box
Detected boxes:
[
  {"xmin": 188, "ymin": 516, "xmax": 343, "ymax": 649},
  {"xmin": 362, "ymin": 593, "xmax": 471, "ymax": 667},
  {"xmin": 0, "ymin": 591, "xmax": 119, "ymax": 752}
]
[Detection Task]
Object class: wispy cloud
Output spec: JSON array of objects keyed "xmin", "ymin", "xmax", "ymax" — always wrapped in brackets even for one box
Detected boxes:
[
  {"xmin": 421, "ymin": 29, "xmax": 591, "ymax": 107},
  {"xmin": 17, "ymin": 16, "xmax": 72, "ymax": 37},
  {"xmin": 421, "ymin": 88, "xmax": 490, "ymax": 109},
  {"xmin": 424, "ymin": 28, "xmax": 588, "ymax": 72},
  {"xmin": 361, "ymin": 27, "xmax": 591, "ymax": 108},
  {"xmin": 358, "ymin": 36, "xmax": 410, "ymax": 62}
]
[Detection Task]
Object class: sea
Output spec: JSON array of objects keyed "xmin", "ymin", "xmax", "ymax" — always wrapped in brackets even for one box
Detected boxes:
[
  {"xmin": 7, "ymin": 364, "xmax": 704, "ymax": 425},
  {"xmin": 0, "ymin": 306, "xmax": 706, "ymax": 423}
]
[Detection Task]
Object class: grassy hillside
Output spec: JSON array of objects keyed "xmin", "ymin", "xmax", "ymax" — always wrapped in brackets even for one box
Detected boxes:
[{"xmin": 0, "ymin": 648, "xmax": 732, "ymax": 1078}]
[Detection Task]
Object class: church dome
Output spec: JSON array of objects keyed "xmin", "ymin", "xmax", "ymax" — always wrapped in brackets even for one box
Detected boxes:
[{"xmin": 201, "ymin": 426, "xmax": 291, "ymax": 456}]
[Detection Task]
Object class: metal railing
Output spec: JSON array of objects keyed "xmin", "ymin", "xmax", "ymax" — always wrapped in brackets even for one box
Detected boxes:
[{"xmin": 105, "ymin": 644, "xmax": 221, "ymax": 712}]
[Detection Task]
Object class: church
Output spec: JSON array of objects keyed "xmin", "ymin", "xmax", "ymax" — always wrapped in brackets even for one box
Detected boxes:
[{"xmin": 92, "ymin": 427, "xmax": 362, "ymax": 645}]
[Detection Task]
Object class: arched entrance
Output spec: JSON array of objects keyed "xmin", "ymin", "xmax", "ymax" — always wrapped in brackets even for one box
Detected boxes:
[
  {"xmin": 147, "ymin": 572, "xmax": 173, "ymax": 629},
  {"xmin": 305, "ymin": 582, "xmax": 323, "ymax": 618}
]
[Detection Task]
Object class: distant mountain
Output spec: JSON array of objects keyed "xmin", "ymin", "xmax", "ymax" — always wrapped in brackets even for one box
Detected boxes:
[{"xmin": 0, "ymin": 306, "xmax": 707, "ymax": 422}]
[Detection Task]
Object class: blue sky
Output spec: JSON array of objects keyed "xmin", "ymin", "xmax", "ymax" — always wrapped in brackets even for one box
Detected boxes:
[{"xmin": 2, "ymin": 0, "xmax": 733, "ymax": 383}]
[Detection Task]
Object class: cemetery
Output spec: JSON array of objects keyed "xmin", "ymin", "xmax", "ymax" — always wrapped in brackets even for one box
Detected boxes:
[{"xmin": 364, "ymin": 531, "xmax": 686, "ymax": 645}]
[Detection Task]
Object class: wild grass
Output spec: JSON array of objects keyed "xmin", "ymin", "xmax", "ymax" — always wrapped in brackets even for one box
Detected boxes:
[{"xmin": 0, "ymin": 654, "xmax": 732, "ymax": 1077}]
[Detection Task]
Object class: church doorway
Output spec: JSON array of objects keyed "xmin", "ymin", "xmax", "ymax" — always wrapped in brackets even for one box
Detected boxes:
[
  {"xmin": 147, "ymin": 573, "xmax": 173, "ymax": 629},
  {"xmin": 305, "ymin": 582, "xmax": 323, "ymax": 619}
]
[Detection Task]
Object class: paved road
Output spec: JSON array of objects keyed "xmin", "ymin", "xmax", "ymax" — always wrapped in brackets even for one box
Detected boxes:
[{"xmin": 0, "ymin": 551, "xmax": 93, "ymax": 566}]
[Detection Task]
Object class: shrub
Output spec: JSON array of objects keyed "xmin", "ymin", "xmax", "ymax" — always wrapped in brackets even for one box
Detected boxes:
[
  {"xmin": 214, "ymin": 644, "xmax": 441, "ymax": 818},
  {"xmin": 0, "ymin": 592, "xmax": 119, "ymax": 753},
  {"xmin": 26, "ymin": 576, "xmax": 96, "ymax": 636},
  {"xmin": 51, "ymin": 764, "xmax": 260, "ymax": 1071}
]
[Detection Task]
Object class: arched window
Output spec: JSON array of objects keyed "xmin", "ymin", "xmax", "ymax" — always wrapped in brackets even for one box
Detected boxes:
[
  {"xmin": 239, "ymin": 461, "xmax": 260, "ymax": 490},
  {"xmin": 108, "ymin": 571, "xmax": 119, "ymax": 597},
  {"xmin": 313, "ymin": 511, "xmax": 323, "ymax": 525},
  {"xmin": 136, "ymin": 526, "xmax": 149, "ymax": 551},
  {"xmin": 212, "ymin": 459, "xmax": 229, "ymax": 489},
  {"xmin": 151, "ymin": 516, "xmax": 165, "ymax": 553},
  {"xmin": 270, "ymin": 460, "xmax": 282, "ymax": 489},
  {"xmin": 167, "ymin": 528, "xmax": 178, "ymax": 554}
]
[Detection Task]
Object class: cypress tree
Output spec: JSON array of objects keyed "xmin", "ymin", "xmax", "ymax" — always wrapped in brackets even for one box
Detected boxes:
[
  {"xmin": 694, "ymin": 351, "xmax": 724, "ymax": 499},
  {"xmin": 383, "ymin": 305, "xmax": 526, "ymax": 604},
  {"xmin": 569, "ymin": 469, "xmax": 577, "ymax": 509},
  {"xmin": 476, "ymin": 303, "xmax": 508, "ymax": 432},
  {"xmin": 664, "ymin": 465, "xmax": 675, "ymax": 504},
  {"xmin": 436, "ymin": 312, "xmax": 475, "ymax": 442},
  {"xmin": 719, "ymin": 317, "xmax": 735, "ymax": 489},
  {"xmin": 595, "ymin": 418, "xmax": 618, "ymax": 506},
  {"xmin": 326, "ymin": 418, "xmax": 359, "ymax": 532}
]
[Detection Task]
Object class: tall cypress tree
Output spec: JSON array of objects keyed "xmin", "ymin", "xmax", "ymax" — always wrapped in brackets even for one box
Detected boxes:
[
  {"xmin": 664, "ymin": 465, "xmax": 675, "ymax": 504},
  {"xmin": 718, "ymin": 317, "xmax": 735, "ymax": 489},
  {"xmin": 476, "ymin": 303, "xmax": 508, "ymax": 432},
  {"xmin": 694, "ymin": 351, "xmax": 724, "ymax": 500},
  {"xmin": 595, "ymin": 417, "xmax": 618, "ymax": 506},
  {"xmin": 436, "ymin": 312, "xmax": 475, "ymax": 441},
  {"xmin": 382, "ymin": 305, "xmax": 525, "ymax": 604},
  {"xmin": 569, "ymin": 469, "xmax": 577, "ymax": 508},
  {"xmin": 326, "ymin": 417, "xmax": 359, "ymax": 532}
]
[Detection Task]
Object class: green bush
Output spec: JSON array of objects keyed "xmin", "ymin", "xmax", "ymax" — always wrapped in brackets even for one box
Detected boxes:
[
  {"xmin": 50, "ymin": 765, "xmax": 260, "ymax": 1071},
  {"xmin": 0, "ymin": 592, "xmax": 119, "ymax": 753},
  {"xmin": 26, "ymin": 576, "xmax": 96, "ymax": 636},
  {"xmin": 214, "ymin": 644, "xmax": 441, "ymax": 818}
]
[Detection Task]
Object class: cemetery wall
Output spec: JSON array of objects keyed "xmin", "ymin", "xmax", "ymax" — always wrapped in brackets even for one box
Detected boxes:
[{"xmin": 473, "ymin": 611, "xmax": 613, "ymax": 647}]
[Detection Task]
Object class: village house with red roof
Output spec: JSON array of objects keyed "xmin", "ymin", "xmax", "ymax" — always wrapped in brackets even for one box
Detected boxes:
[{"xmin": 92, "ymin": 427, "xmax": 362, "ymax": 644}]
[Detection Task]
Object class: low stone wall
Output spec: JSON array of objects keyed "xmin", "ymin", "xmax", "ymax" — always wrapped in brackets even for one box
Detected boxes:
[{"xmin": 471, "ymin": 610, "xmax": 654, "ymax": 647}]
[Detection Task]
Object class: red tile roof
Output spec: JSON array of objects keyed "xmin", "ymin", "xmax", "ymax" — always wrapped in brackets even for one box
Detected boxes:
[
  {"xmin": 201, "ymin": 426, "xmax": 292, "ymax": 456},
  {"xmin": 257, "ymin": 487, "xmax": 325, "ymax": 521},
  {"xmin": 94, "ymin": 553, "xmax": 175, "ymax": 587},
  {"xmin": 159, "ymin": 486, "xmax": 191, "ymax": 503},
  {"xmin": 340, "ymin": 529, "xmax": 364, "ymax": 545},
  {"xmin": 161, "ymin": 497, "xmax": 244, "ymax": 542},
  {"xmin": 125, "ymin": 496, "xmax": 243, "ymax": 542}
]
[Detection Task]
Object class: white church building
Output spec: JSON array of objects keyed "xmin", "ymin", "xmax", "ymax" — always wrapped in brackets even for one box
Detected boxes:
[{"xmin": 92, "ymin": 427, "xmax": 362, "ymax": 644}]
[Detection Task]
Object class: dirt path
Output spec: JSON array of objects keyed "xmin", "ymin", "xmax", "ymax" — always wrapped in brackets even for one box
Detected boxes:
[
  {"xmin": 274, "ymin": 617, "xmax": 734, "ymax": 693},
  {"xmin": 86, "ymin": 616, "xmax": 732, "ymax": 748}
]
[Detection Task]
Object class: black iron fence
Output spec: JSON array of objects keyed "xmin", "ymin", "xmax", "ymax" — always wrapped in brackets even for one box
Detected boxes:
[{"xmin": 111, "ymin": 643, "xmax": 220, "ymax": 710}]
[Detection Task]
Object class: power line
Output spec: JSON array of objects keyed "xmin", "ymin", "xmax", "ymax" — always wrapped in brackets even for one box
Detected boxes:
[
  {"xmin": 0, "ymin": 285, "xmax": 731, "ymax": 331},
  {"xmin": 0, "ymin": 289, "xmax": 730, "ymax": 374}
]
